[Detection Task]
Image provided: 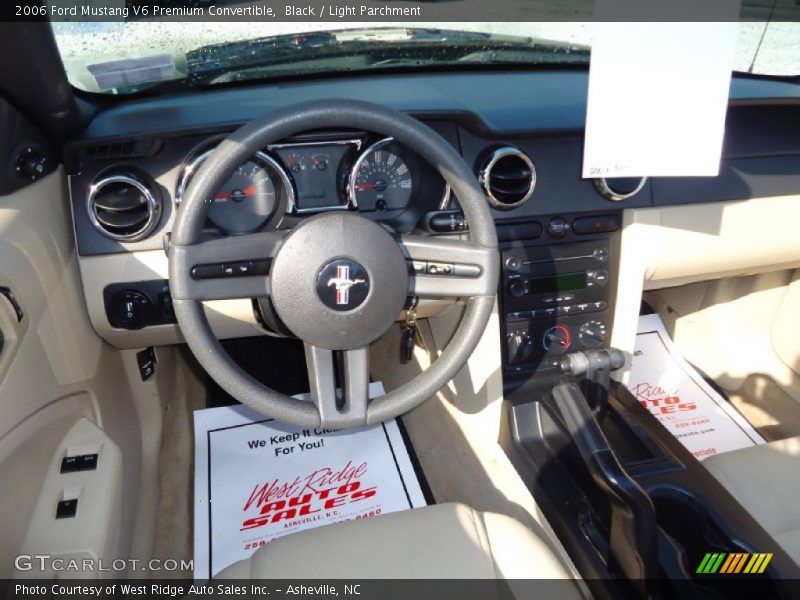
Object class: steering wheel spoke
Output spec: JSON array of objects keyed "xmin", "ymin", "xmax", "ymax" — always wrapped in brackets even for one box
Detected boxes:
[
  {"xmin": 305, "ymin": 344, "xmax": 370, "ymax": 429},
  {"xmin": 169, "ymin": 230, "xmax": 286, "ymax": 300},
  {"xmin": 399, "ymin": 234, "xmax": 499, "ymax": 299}
]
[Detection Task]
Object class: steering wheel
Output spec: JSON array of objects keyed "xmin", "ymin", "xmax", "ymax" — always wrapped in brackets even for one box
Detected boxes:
[{"xmin": 169, "ymin": 100, "xmax": 498, "ymax": 428}]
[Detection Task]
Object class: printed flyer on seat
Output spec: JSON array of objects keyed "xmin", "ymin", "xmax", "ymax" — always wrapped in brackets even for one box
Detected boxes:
[
  {"xmin": 629, "ymin": 314, "xmax": 764, "ymax": 460},
  {"xmin": 194, "ymin": 382, "xmax": 427, "ymax": 579}
]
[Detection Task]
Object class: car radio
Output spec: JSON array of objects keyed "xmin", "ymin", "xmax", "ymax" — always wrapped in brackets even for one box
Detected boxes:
[{"xmin": 501, "ymin": 238, "xmax": 614, "ymax": 374}]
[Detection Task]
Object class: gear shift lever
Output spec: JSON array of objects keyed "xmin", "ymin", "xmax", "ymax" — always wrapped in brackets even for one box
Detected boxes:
[{"xmin": 560, "ymin": 348, "xmax": 625, "ymax": 417}]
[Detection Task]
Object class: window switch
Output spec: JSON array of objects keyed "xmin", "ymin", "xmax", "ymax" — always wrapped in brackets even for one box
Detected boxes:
[
  {"xmin": 55, "ymin": 499, "xmax": 78, "ymax": 519},
  {"xmin": 78, "ymin": 453, "xmax": 98, "ymax": 470},
  {"xmin": 61, "ymin": 456, "xmax": 79, "ymax": 472},
  {"xmin": 60, "ymin": 453, "xmax": 99, "ymax": 473}
]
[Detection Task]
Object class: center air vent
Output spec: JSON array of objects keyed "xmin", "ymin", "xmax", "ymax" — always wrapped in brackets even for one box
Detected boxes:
[
  {"xmin": 594, "ymin": 177, "xmax": 647, "ymax": 202},
  {"xmin": 87, "ymin": 173, "xmax": 161, "ymax": 242},
  {"xmin": 478, "ymin": 147, "xmax": 537, "ymax": 209}
]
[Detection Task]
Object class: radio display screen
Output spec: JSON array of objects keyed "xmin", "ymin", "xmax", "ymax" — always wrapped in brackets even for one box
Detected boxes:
[{"xmin": 527, "ymin": 272, "xmax": 587, "ymax": 294}]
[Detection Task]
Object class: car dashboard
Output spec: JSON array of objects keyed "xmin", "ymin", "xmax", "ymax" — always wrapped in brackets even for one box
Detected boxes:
[{"xmin": 63, "ymin": 70, "xmax": 800, "ymax": 389}]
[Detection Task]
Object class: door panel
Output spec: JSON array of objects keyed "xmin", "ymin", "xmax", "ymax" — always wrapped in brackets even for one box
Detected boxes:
[{"xmin": 0, "ymin": 167, "xmax": 142, "ymax": 577}]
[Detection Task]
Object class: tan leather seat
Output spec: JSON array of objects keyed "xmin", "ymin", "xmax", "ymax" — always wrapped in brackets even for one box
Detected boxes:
[
  {"xmin": 704, "ymin": 436, "xmax": 800, "ymax": 564},
  {"xmin": 218, "ymin": 502, "xmax": 582, "ymax": 588}
]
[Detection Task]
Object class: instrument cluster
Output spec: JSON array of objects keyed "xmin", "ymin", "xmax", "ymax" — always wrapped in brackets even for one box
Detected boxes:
[{"xmin": 175, "ymin": 134, "xmax": 451, "ymax": 235}]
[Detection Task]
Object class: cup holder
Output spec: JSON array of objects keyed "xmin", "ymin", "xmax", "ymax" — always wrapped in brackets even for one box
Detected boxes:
[
  {"xmin": 652, "ymin": 487, "xmax": 779, "ymax": 597},
  {"xmin": 653, "ymin": 487, "xmax": 747, "ymax": 565}
]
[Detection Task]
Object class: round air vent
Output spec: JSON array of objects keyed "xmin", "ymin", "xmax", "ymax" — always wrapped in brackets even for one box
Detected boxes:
[
  {"xmin": 87, "ymin": 173, "xmax": 161, "ymax": 242},
  {"xmin": 478, "ymin": 147, "xmax": 536, "ymax": 209},
  {"xmin": 594, "ymin": 177, "xmax": 647, "ymax": 202}
]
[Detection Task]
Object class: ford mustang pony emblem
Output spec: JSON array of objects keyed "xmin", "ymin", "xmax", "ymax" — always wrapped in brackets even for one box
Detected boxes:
[
  {"xmin": 327, "ymin": 265, "xmax": 366, "ymax": 305},
  {"xmin": 317, "ymin": 259, "xmax": 370, "ymax": 311}
]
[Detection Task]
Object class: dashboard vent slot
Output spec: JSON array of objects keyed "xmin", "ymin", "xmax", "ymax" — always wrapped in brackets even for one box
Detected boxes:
[
  {"xmin": 87, "ymin": 174, "xmax": 161, "ymax": 242},
  {"xmin": 84, "ymin": 142, "xmax": 135, "ymax": 161},
  {"xmin": 82, "ymin": 140, "xmax": 160, "ymax": 162},
  {"xmin": 479, "ymin": 147, "xmax": 536, "ymax": 209}
]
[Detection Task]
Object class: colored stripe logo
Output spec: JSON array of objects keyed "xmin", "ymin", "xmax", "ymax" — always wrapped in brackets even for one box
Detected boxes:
[{"xmin": 696, "ymin": 552, "xmax": 773, "ymax": 574}]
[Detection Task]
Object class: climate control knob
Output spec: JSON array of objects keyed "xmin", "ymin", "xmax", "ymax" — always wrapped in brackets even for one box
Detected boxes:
[
  {"xmin": 543, "ymin": 325, "xmax": 571, "ymax": 354},
  {"xmin": 578, "ymin": 320, "xmax": 607, "ymax": 349},
  {"xmin": 507, "ymin": 331, "xmax": 534, "ymax": 363}
]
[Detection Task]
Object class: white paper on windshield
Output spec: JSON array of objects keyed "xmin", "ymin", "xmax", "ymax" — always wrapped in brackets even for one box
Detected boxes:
[
  {"xmin": 629, "ymin": 314, "xmax": 763, "ymax": 460},
  {"xmin": 193, "ymin": 382, "xmax": 426, "ymax": 579},
  {"xmin": 583, "ymin": 5, "xmax": 740, "ymax": 178},
  {"xmin": 87, "ymin": 54, "xmax": 179, "ymax": 91}
]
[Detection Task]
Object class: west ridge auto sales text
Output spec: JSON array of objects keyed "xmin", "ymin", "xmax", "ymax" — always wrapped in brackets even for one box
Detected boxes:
[
  {"xmin": 45, "ymin": 4, "xmax": 421, "ymax": 19},
  {"xmin": 15, "ymin": 584, "xmax": 352, "ymax": 597}
]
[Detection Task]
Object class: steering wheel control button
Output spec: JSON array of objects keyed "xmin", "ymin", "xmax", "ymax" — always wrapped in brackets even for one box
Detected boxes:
[
  {"xmin": 546, "ymin": 217, "xmax": 570, "ymax": 239},
  {"xmin": 409, "ymin": 260, "xmax": 427, "ymax": 274},
  {"xmin": 426, "ymin": 262, "xmax": 454, "ymax": 276},
  {"xmin": 411, "ymin": 261, "xmax": 481, "ymax": 278},
  {"xmin": 250, "ymin": 259, "xmax": 271, "ymax": 275},
  {"xmin": 452, "ymin": 264, "xmax": 482, "ymax": 278},
  {"xmin": 223, "ymin": 261, "xmax": 256, "ymax": 277},
  {"xmin": 317, "ymin": 259, "xmax": 370, "ymax": 311},
  {"xmin": 191, "ymin": 259, "xmax": 271, "ymax": 280},
  {"xmin": 191, "ymin": 263, "xmax": 225, "ymax": 280}
]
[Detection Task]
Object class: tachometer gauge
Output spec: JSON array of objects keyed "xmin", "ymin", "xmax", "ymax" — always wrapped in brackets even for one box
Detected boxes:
[
  {"xmin": 349, "ymin": 139, "xmax": 414, "ymax": 211},
  {"xmin": 177, "ymin": 150, "xmax": 293, "ymax": 234}
]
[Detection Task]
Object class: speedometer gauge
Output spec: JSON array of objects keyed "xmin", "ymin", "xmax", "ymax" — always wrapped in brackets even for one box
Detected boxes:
[
  {"xmin": 177, "ymin": 150, "xmax": 293, "ymax": 234},
  {"xmin": 349, "ymin": 139, "xmax": 413, "ymax": 211}
]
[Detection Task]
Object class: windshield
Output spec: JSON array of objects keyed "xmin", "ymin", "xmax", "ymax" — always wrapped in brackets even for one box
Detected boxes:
[{"xmin": 51, "ymin": 21, "xmax": 799, "ymax": 95}]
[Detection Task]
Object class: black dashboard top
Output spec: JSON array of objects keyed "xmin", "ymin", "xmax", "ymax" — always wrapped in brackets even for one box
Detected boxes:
[
  {"xmin": 76, "ymin": 70, "xmax": 800, "ymax": 141},
  {"xmin": 65, "ymin": 70, "xmax": 800, "ymax": 257}
]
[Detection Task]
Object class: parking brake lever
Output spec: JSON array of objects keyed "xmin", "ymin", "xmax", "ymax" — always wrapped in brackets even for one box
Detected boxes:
[{"xmin": 553, "ymin": 350, "xmax": 658, "ymax": 593}]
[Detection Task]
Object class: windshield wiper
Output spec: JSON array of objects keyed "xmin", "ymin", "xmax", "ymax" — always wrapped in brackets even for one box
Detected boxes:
[{"xmin": 184, "ymin": 27, "xmax": 589, "ymax": 86}]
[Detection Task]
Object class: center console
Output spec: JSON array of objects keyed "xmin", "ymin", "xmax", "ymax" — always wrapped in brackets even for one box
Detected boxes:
[
  {"xmin": 498, "ymin": 212, "xmax": 619, "ymax": 384},
  {"xmin": 496, "ymin": 211, "xmax": 800, "ymax": 597},
  {"xmin": 502, "ymin": 367, "xmax": 800, "ymax": 598}
]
